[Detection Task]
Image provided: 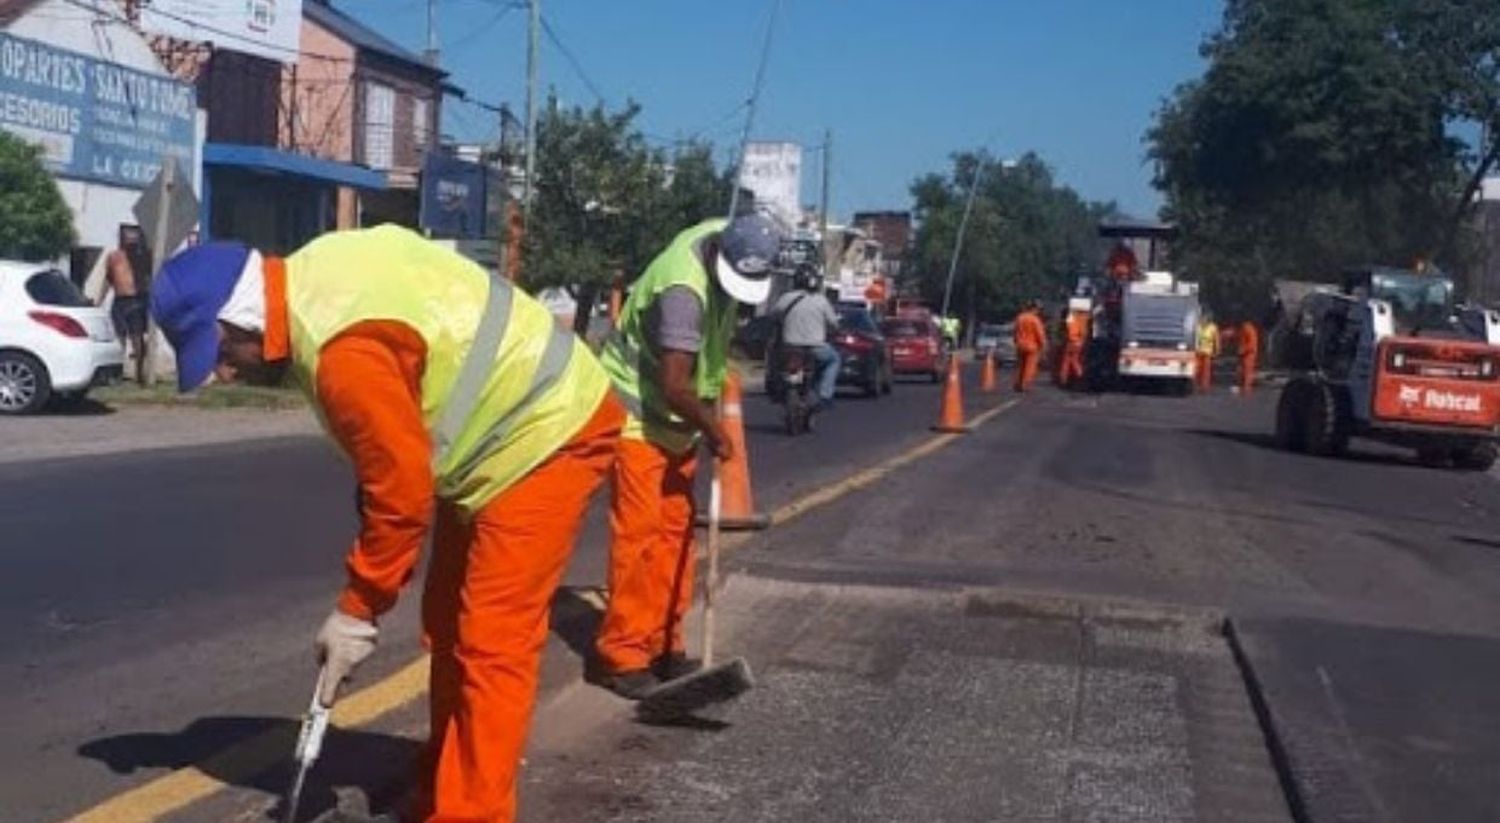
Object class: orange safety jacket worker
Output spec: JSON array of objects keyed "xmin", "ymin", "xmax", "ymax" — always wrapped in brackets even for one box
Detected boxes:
[
  {"xmin": 151, "ymin": 227, "xmax": 621, "ymax": 823},
  {"xmin": 1238, "ymin": 320, "xmax": 1260, "ymax": 395},
  {"xmin": 1013, "ymin": 308, "xmax": 1047, "ymax": 392},
  {"xmin": 1059, "ymin": 312, "xmax": 1087, "ymax": 388}
]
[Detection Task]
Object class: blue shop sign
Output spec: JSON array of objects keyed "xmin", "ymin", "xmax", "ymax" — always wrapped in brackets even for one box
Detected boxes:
[
  {"xmin": 420, "ymin": 152, "xmax": 489, "ymax": 239},
  {"xmin": 0, "ymin": 31, "xmax": 196, "ymax": 189}
]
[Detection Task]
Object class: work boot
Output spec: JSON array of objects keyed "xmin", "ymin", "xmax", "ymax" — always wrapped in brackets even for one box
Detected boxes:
[
  {"xmin": 586, "ymin": 660, "xmax": 660, "ymax": 700},
  {"xmin": 652, "ymin": 652, "xmax": 703, "ymax": 681}
]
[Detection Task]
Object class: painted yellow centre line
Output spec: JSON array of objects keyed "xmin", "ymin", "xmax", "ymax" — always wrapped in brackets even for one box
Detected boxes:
[
  {"xmin": 60, "ymin": 396, "xmax": 1020, "ymax": 823},
  {"xmin": 62, "ymin": 656, "xmax": 429, "ymax": 823}
]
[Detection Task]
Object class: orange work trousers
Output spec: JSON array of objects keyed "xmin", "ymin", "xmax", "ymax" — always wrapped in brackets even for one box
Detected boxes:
[
  {"xmin": 1058, "ymin": 346, "xmax": 1084, "ymax": 388},
  {"xmin": 595, "ymin": 437, "xmax": 699, "ymax": 673},
  {"xmin": 1015, "ymin": 350, "xmax": 1041, "ymax": 393},
  {"xmin": 416, "ymin": 396, "xmax": 622, "ymax": 823},
  {"xmin": 1195, "ymin": 354, "xmax": 1213, "ymax": 391},
  {"xmin": 1239, "ymin": 356, "xmax": 1257, "ymax": 394}
]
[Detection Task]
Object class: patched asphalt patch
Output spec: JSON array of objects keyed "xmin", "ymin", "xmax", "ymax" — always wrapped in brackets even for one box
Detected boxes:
[{"xmin": 521, "ymin": 577, "xmax": 1292, "ymax": 822}]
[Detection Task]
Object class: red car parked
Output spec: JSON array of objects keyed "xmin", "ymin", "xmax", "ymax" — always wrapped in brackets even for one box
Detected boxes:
[{"xmin": 881, "ymin": 317, "xmax": 949, "ymax": 383}]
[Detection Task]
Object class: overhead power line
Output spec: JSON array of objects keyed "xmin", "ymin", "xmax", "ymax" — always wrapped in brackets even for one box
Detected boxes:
[
  {"xmin": 447, "ymin": 1, "xmax": 525, "ymax": 51},
  {"xmin": 726, "ymin": 0, "xmax": 786, "ymax": 219},
  {"xmin": 539, "ymin": 13, "xmax": 606, "ymax": 105}
]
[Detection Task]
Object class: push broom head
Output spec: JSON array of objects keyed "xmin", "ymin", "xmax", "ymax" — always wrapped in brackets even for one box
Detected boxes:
[{"xmin": 636, "ymin": 657, "xmax": 754, "ymax": 723}]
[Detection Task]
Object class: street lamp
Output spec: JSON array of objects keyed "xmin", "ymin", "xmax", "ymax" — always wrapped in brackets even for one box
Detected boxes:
[{"xmin": 940, "ymin": 157, "xmax": 1016, "ymax": 321}]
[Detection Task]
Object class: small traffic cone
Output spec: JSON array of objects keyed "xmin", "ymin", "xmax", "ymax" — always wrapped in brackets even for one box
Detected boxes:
[
  {"xmin": 980, "ymin": 350, "xmax": 998, "ymax": 393},
  {"xmin": 932, "ymin": 355, "xmax": 971, "ymax": 433},
  {"xmin": 696, "ymin": 371, "xmax": 769, "ymax": 530}
]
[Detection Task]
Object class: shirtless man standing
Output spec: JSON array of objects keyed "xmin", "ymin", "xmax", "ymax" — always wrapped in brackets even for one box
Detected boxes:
[{"xmin": 104, "ymin": 227, "xmax": 150, "ymax": 382}]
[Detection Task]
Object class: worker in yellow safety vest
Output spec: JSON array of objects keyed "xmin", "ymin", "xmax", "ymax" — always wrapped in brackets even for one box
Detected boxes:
[
  {"xmin": 1195, "ymin": 314, "xmax": 1220, "ymax": 392},
  {"xmin": 150, "ymin": 226, "xmax": 622, "ymax": 822}
]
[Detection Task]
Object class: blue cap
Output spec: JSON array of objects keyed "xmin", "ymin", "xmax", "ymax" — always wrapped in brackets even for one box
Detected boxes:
[
  {"xmin": 150, "ymin": 243, "xmax": 251, "ymax": 392},
  {"xmin": 714, "ymin": 212, "xmax": 783, "ymax": 304}
]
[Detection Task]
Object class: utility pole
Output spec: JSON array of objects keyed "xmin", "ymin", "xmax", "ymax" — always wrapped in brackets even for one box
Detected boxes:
[
  {"xmin": 424, "ymin": 0, "xmax": 438, "ymax": 65},
  {"xmin": 820, "ymin": 128, "xmax": 832, "ymax": 274},
  {"xmin": 941, "ymin": 157, "xmax": 984, "ymax": 320},
  {"xmin": 522, "ymin": 0, "xmax": 539, "ymax": 223}
]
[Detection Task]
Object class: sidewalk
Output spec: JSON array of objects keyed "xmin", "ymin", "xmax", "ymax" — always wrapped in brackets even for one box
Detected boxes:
[{"xmin": 0, "ymin": 405, "xmax": 320, "ymax": 465}]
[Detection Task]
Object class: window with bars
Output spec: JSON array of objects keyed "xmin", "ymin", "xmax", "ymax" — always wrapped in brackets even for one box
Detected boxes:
[
  {"xmin": 412, "ymin": 96, "xmax": 430, "ymax": 151},
  {"xmin": 364, "ymin": 81, "xmax": 395, "ymax": 169}
]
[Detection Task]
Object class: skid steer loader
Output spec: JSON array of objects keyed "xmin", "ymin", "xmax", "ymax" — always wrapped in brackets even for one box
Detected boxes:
[{"xmin": 1275, "ymin": 266, "xmax": 1500, "ymax": 469}]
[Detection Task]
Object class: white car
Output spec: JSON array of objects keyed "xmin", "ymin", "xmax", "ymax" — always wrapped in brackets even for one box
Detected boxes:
[{"xmin": 0, "ymin": 260, "xmax": 124, "ymax": 414}]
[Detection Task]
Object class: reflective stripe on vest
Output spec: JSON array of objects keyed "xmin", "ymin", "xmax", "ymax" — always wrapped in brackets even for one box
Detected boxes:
[
  {"xmin": 440, "ymin": 321, "xmax": 577, "ymax": 491},
  {"xmin": 431, "ymin": 271, "xmax": 513, "ymax": 467},
  {"xmin": 285, "ymin": 225, "xmax": 610, "ymax": 513}
]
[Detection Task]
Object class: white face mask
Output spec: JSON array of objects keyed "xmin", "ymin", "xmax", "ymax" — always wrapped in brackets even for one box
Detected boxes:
[{"xmin": 216, "ymin": 250, "xmax": 266, "ymax": 333}]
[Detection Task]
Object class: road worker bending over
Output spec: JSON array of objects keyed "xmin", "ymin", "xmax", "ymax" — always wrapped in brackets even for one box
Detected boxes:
[
  {"xmin": 151, "ymin": 225, "xmax": 622, "ymax": 822},
  {"xmin": 593, "ymin": 213, "xmax": 784, "ymax": 698}
]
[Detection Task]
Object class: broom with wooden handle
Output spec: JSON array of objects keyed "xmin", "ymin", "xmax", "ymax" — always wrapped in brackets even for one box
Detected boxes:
[{"xmin": 636, "ymin": 454, "xmax": 753, "ymax": 722}]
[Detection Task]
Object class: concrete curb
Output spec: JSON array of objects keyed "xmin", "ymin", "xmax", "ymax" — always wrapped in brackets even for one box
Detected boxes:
[{"xmin": 1222, "ymin": 616, "xmax": 1312, "ymax": 823}]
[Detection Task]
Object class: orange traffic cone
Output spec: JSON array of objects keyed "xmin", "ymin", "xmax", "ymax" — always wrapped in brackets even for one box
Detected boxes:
[
  {"xmin": 932, "ymin": 354, "xmax": 970, "ymax": 433},
  {"xmin": 980, "ymin": 350, "xmax": 998, "ymax": 393},
  {"xmin": 697, "ymin": 371, "xmax": 769, "ymax": 530}
]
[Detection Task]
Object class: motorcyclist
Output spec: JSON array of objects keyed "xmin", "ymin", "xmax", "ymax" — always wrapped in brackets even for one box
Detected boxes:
[{"xmin": 771, "ymin": 263, "xmax": 841, "ymax": 410}]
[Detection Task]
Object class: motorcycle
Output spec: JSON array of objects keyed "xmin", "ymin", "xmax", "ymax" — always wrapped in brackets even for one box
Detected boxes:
[{"xmin": 774, "ymin": 345, "xmax": 818, "ymax": 436}]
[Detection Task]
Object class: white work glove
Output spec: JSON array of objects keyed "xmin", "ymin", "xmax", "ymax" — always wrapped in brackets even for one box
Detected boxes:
[{"xmin": 314, "ymin": 610, "xmax": 378, "ymax": 706}]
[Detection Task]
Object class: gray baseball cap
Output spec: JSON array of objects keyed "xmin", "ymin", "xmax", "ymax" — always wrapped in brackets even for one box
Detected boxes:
[{"xmin": 714, "ymin": 212, "xmax": 783, "ymax": 304}]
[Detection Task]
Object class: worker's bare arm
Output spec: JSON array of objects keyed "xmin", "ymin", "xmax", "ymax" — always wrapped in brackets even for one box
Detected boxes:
[{"xmin": 659, "ymin": 348, "xmax": 731, "ymax": 460}]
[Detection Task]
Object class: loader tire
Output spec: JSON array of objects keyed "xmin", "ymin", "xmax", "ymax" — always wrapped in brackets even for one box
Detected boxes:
[
  {"xmin": 1275, "ymin": 379, "xmax": 1311, "ymax": 453},
  {"xmin": 1305, "ymin": 379, "xmax": 1351, "ymax": 457}
]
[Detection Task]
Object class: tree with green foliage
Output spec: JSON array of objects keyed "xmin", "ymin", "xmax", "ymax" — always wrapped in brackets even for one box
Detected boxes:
[
  {"xmin": 0, "ymin": 131, "xmax": 74, "ymax": 262},
  {"xmin": 523, "ymin": 97, "xmax": 731, "ymax": 332},
  {"xmin": 1150, "ymin": 0, "xmax": 1499, "ymax": 319},
  {"xmin": 908, "ymin": 151, "xmax": 1112, "ymax": 331}
]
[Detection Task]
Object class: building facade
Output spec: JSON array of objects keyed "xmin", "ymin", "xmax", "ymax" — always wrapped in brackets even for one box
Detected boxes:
[
  {"xmin": 1, "ymin": 0, "xmax": 204, "ymax": 283},
  {"xmin": 182, "ymin": 0, "xmax": 446, "ymax": 253}
]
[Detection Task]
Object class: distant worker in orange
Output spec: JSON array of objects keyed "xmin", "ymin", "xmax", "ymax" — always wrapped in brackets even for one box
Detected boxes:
[
  {"xmin": 1105, "ymin": 241, "xmax": 1139, "ymax": 281},
  {"xmin": 149, "ymin": 227, "xmax": 622, "ymax": 822},
  {"xmin": 1059, "ymin": 309, "xmax": 1088, "ymax": 388},
  {"xmin": 1237, "ymin": 319, "xmax": 1260, "ymax": 395},
  {"xmin": 1013, "ymin": 300, "xmax": 1047, "ymax": 393},
  {"xmin": 1195, "ymin": 313, "xmax": 1220, "ymax": 392}
]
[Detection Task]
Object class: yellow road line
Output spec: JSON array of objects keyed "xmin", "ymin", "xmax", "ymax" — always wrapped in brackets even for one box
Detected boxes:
[
  {"xmin": 764, "ymin": 398, "xmax": 1018, "ymax": 529},
  {"xmin": 61, "ymin": 656, "xmax": 430, "ymax": 823},
  {"xmin": 61, "ymin": 397, "xmax": 1019, "ymax": 822}
]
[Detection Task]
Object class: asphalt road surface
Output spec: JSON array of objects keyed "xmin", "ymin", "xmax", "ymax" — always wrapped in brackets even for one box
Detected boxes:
[
  {"xmin": 5, "ymin": 369, "xmax": 1500, "ymax": 822},
  {"xmin": 0, "ymin": 370, "xmax": 993, "ymax": 822}
]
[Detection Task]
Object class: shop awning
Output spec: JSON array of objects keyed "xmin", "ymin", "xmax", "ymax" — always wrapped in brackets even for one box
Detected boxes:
[{"xmin": 203, "ymin": 143, "xmax": 387, "ymax": 190}]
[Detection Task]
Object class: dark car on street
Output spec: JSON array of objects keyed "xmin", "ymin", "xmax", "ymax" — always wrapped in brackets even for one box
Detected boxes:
[{"xmin": 834, "ymin": 305, "xmax": 893, "ymax": 397}]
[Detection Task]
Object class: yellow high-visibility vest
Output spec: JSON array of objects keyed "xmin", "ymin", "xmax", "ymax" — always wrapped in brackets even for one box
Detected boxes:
[{"xmin": 286, "ymin": 225, "xmax": 609, "ymax": 513}]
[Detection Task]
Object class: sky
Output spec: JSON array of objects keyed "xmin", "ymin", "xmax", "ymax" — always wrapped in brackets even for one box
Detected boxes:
[{"xmin": 354, "ymin": 0, "xmax": 1226, "ymax": 221}]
